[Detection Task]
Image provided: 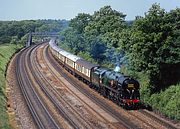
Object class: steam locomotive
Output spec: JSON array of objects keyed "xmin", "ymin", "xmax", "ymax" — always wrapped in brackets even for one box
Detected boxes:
[{"xmin": 49, "ymin": 39, "xmax": 140, "ymax": 109}]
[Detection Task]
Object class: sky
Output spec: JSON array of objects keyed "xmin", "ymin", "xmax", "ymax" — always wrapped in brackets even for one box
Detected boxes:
[{"xmin": 0, "ymin": 0, "xmax": 179, "ymax": 21}]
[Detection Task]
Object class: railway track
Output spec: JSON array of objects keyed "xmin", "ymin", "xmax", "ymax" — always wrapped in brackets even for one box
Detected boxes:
[
  {"xmin": 139, "ymin": 110, "xmax": 178, "ymax": 129},
  {"xmin": 14, "ymin": 42, "xmax": 178, "ymax": 129},
  {"xmin": 15, "ymin": 43, "xmax": 122, "ymax": 129},
  {"xmin": 35, "ymin": 44, "xmax": 122, "ymax": 128},
  {"xmin": 15, "ymin": 45, "xmax": 59, "ymax": 129},
  {"xmin": 45, "ymin": 44, "xmax": 179, "ymax": 129},
  {"xmin": 44, "ymin": 44, "xmax": 141, "ymax": 129},
  {"xmin": 30, "ymin": 45, "xmax": 92, "ymax": 128}
]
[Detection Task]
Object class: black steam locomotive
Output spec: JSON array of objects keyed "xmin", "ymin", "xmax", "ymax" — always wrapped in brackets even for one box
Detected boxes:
[
  {"xmin": 91, "ymin": 67, "xmax": 140, "ymax": 108},
  {"xmin": 49, "ymin": 39, "xmax": 140, "ymax": 109}
]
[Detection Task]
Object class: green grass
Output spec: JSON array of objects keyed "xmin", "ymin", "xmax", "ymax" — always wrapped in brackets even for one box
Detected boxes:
[{"xmin": 0, "ymin": 43, "xmax": 22, "ymax": 129}]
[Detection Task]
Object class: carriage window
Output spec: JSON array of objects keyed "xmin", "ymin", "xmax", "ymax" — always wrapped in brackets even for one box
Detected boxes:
[
  {"xmin": 59, "ymin": 54, "xmax": 64, "ymax": 61},
  {"xmin": 66, "ymin": 59, "xmax": 73, "ymax": 67},
  {"xmin": 84, "ymin": 68, "xmax": 87, "ymax": 74},
  {"xmin": 77, "ymin": 65, "xmax": 82, "ymax": 71}
]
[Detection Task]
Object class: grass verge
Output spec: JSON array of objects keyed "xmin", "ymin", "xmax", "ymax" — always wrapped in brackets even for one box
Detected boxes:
[{"xmin": 0, "ymin": 43, "xmax": 22, "ymax": 129}]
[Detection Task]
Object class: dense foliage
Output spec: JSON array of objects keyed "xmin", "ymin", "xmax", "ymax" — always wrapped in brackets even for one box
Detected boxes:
[
  {"xmin": 0, "ymin": 19, "xmax": 68, "ymax": 44},
  {"xmin": 60, "ymin": 6, "xmax": 126, "ymax": 66},
  {"xmin": 84, "ymin": 6, "xmax": 126, "ymax": 48},
  {"xmin": 149, "ymin": 84, "xmax": 180, "ymax": 120},
  {"xmin": 59, "ymin": 4, "xmax": 180, "ymax": 120},
  {"xmin": 130, "ymin": 5, "xmax": 179, "ymax": 119},
  {"xmin": 120, "ymin": 4, "xmax": 180, "ymax": 92}
]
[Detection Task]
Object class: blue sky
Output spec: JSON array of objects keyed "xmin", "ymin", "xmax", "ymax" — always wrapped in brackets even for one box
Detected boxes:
[{"xmin": 0, "ymin": 0, "xmax": 179, "ymax": 21}]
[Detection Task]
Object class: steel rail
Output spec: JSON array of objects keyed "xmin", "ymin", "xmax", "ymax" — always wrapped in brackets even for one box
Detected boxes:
[
  {"xmin": 45, "ymin": 45, "xmax": 139, "ymax": 129},
  {"xmin": 29, "ymin": 45, "xmax": 79, "ymax": 129},
  {"xmin": 15, "ymin": 45, "xmax": 59, "ymax": 129}
]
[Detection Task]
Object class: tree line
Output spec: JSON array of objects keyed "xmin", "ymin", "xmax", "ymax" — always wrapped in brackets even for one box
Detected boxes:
[{"xmin": 0, "ymin": 19, "xmax": 68, "ymax": 44}]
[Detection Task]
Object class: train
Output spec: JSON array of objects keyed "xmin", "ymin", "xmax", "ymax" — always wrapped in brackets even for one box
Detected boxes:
[{"xmin": 49, "ymin": 39, "xmax": 140, "ymax": 109}]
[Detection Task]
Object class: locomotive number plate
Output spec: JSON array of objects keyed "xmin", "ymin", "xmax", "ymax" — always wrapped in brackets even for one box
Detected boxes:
[{"xmin": 128, "ymin": 84, "xmax": 134, "ymax": 88}]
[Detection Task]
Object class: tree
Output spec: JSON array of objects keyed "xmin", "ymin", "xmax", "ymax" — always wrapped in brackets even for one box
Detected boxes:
[
  {"xmin": 10, "ymin": 36, "xmax": 19, "ymax": 44},
  {"xmin": 89, "ymin": 37, "xmax": 107, "ymax": 63},
  {"xmin": 60, "ymin": 27, "xmax": 87, "ymax": 54},
  {"xmin": 0, "ymin": 20, "xmax": 68, "ymax": 44},
  {"xmin": 84, "ymin": 6, "xmax": 126, "ymax": 48},
  {"xmin": 119, "ymin": 4, "xmax": 180, "ymax": 92},
  {"xmin": 59, "ymin": 13, "xmax": 92, "ymax": 54},
  {"xmin": 69, "ymin": 13, "xmax": 92, "ymax": 34}
]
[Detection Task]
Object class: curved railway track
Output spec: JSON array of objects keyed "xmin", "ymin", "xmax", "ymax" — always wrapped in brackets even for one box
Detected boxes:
[
  {"xmin": 16, "ymin": 43, "xmax": 121, "ymax": 128},
  {"xmin": 44, "ymin": 44, "xmax": 142, "ymax": 129},
  {"xmin": 36, "ymin": 44, "xmax": 128, "ymax": 128},
  {"xmin": 45, "ymin": 43, "xmax": 179, "ymax": 129},
  {"xmin": 40, "ymin": 45, "xmax": 124, "ymax": 128},
  {"xmin": 15, "ymin": 45, "xmax": 59, "ymax": 129},
  {"xmin": 30, "ymin": 45, "xmax": 92, "ymax": 128},
  {"xmin": 14, "ymin": 42, "xmax": 179, "ymax": 129}
]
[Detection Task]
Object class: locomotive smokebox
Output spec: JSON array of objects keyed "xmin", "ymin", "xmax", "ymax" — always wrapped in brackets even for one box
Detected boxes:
[{"xmin": 123, "ymin": 78, "xmax": 140, "ymax": 90}]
